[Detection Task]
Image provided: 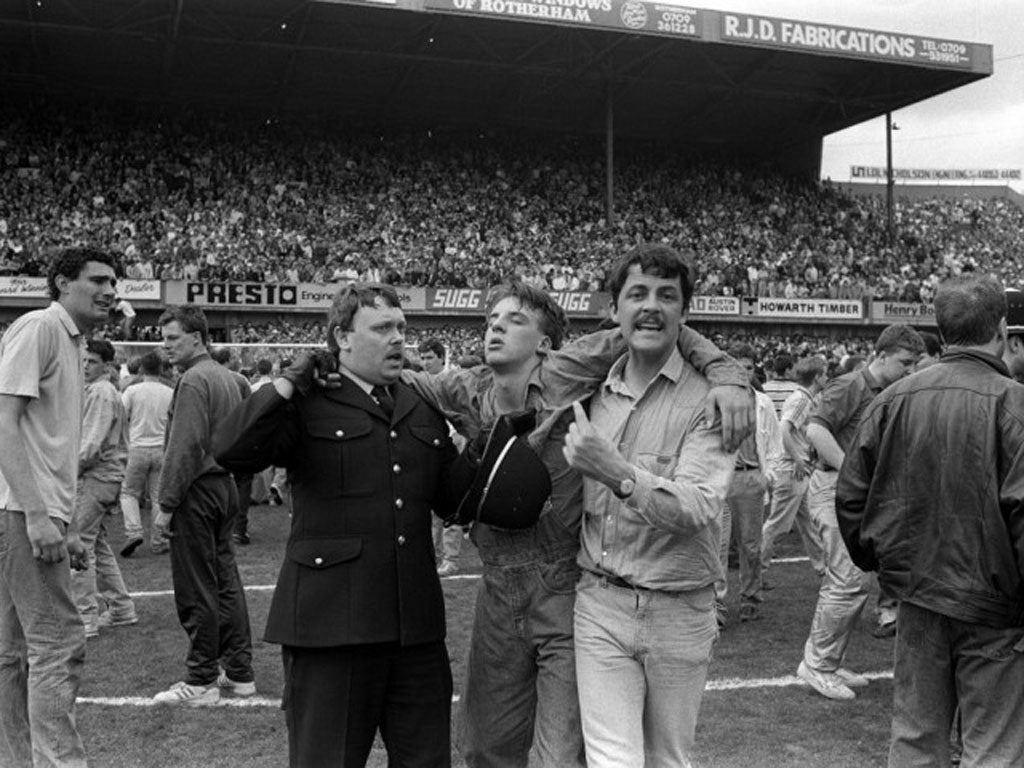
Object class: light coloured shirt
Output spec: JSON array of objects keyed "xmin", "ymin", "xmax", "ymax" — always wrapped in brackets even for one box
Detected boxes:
[
  {"xmin": 779, "ymin": 385, "xmax": 817, "ymax": 469},
  {"xmin": 122, "ymin": 378, "xmax": 173, "ymax": 449},
  {"xmin": 578, "ymin": 347, "xmax": 736, "ymax": 592},
  {"xmin": 763, "ymin": 379, "xmax": 800, "ymax": 419},
  {"xmin": 0, "ymin": 302, "xmax": 83, "ymax": 522},
  {"xmin": 79, "ymin": 378, "xmax": 128, "ymax": 482}
]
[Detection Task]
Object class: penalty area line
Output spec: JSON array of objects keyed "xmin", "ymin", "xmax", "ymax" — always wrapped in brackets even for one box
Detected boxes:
[{"xmin": 80, "ymin": 671, "xmax": 893, "ymax": 708}]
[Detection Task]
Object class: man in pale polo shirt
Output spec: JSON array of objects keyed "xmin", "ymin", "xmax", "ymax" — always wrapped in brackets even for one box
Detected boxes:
[{"xmin": 0, "ymin": 246, "xmax": 119, "ymax": 768}]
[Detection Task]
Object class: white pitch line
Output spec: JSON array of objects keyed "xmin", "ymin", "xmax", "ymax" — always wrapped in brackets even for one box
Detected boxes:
[
  {"xmin": 79, "ymin": 671, "xmax": 893, "ymax": 709},
  {"xmin": 131, "ymin": 558, "xmax": 811, "ymax": 599},
  {"xmin": 130, "ymin": 576, "xmax": 481, "ymax": 599}
]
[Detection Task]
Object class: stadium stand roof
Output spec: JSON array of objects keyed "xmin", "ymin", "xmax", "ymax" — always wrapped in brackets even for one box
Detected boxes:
[{"xmin": 1, "ymin": 0, "xmax": 992, "ymax": 162}]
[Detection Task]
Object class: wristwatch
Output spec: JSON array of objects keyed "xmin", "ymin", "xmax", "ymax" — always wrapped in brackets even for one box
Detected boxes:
[{"xmin": 614, "ymin": 473, "xmax": 636, "ymax": 500}]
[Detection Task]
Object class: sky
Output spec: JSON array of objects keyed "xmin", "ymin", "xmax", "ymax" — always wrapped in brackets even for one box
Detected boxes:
[{"xmin": 697, "ymin": 0, "xmax": 1024, "ymax": 191}]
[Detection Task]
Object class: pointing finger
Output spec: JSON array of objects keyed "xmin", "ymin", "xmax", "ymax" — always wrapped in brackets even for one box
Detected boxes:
[{"xmin": 572, "ymin": 401, "xmax": 590, "ymax": 430}]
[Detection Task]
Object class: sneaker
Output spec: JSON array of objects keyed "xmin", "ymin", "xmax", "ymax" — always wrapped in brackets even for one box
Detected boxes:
[
  {"xmin": 151, "ymin": 543, "xmax": 170, "ymax": 555},
  {"xmin": 120, "ymin": 537, "xmax": 144, "ymax": 558},
  {"xmin": 232, "ymin": 532, "xmax": 251, "ymax": 546},
  {"xmin": 872, "ymin": 620, "xmax": 897, "ymax": 639},
  {"xmin": 835, "ymin": 668, "xmax": 869, "ymax": 688},
  {"xmin": 153, "ymin": 681, "xmax": 220, "ymax": 706},
  {"xmin": 797, "ymin": 661, "xmax": 855, "ymax": 701},
  {"xmin": 217, "ymin": 670, "xmax": 256, "ymax": 697},
  {"xmin": 98, "ymin": 611, "xmax": 138, "ymax": 628},
  {"xmin": 739, "ymin": 603, "xmax": 762, "ymax": 622},
  {"xmin": 437, "ymin": 561, "xmax": 459, "ymax": 577}
]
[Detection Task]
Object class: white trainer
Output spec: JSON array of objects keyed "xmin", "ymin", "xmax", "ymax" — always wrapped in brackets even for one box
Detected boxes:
[
  {"xmin": 835, "ymin": 667, "xmax": 870, "ymax": 688},
  {"xmin": 153, "ymin": 681, "xmax": 220, "ymax": 706},
  {"xmin": 217, "ymin": 670, "xmax": 257, "ymax": 697},
  {"xmin": 797, "ymin": 661, "xmax": 855, "ymax": 701}
]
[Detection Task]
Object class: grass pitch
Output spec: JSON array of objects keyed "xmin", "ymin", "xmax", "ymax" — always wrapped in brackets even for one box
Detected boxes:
[{"xmin": 78, "ymin": 504, "xmax": 895, "ymax": 767}]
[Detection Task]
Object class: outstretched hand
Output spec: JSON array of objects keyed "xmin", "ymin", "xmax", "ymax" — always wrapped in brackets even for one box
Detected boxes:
[{"xmin": 704, "ymin": 385, "xmax": 754, "ymax": 452}]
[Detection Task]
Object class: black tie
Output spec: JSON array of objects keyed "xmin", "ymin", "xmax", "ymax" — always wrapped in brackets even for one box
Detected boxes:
[{"xmin": 372, "ymin": 385, "xmax": 395, "ymax": 419}]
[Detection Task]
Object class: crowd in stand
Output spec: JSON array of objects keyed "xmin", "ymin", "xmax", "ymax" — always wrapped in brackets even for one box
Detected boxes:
[{"xmin": 3, "ymin": 103, "xmax": 1024, "ymax": 305}]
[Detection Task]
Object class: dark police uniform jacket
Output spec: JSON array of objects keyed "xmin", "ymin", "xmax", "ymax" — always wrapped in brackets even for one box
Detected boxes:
[{"xmin": 214, "ymin": 377, "xmax": 459, "ymax": 647}]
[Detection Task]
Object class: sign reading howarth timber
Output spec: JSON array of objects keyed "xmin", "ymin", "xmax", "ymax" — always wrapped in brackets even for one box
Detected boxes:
[
  {"xmin": 721, "ymin": 13, "xmax": 985, "ymax": 71},
  {"xmin": 756, "ymin": 298, "xmax": 863, "ymax": 320},
  {"xmin": 690, "ymin": 296, "xmax": 740, "ymax": 316},
  {"xmin": 424, "ymin": 0, "xmax": 702, "ymax": 39},
  {"xmin": 851, "ymin": 166, "xmax": 1022, "ymax": 182},
  {"xmin": 870, "ymin": 301, "xmax": 937, "ymax": 326}
]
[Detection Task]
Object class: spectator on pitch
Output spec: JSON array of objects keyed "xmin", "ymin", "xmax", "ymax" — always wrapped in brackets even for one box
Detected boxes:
[
  {"xmin": 760, "ymin": 355, "xmax": 828, "ymax": 581},
  {"xmin": 0, "ymin": 246, "xmax": 118, "ymax": 768},
  {"xmin": 213, "ymin": 283, "xmax": 461, "ymax": 767},
  {"xmin": 915, "ymin": 331, "xmax": 943, "ymax": 371},
  {"xmin": 402, "ymin": 280, "xmax": 750, "ymax": 768},
  {"xmin": 153, "ymin": 306, "xmax": 255, "ymax": 706},
  {"xmin": 762, "ymin": 353, "xmax": 799, "ymax": 418},
  {"xmin": 73, "ymin": 338, "xmax": 137, "ymax": 637},
  {"xmin": 838, "ymin": 276, "xmax": 1024, "ymax": 766},
  {"xmin": 716, "ymin": 343, "xmax": 783, "ymax": 624},
  {"xmin": 209, "ymin": 347, "xmax": 256, "ymax": 544},
  {"xmin": 797, "ymin": 324, "xmax": 924, "ymax": 700},
  {"xmin": 120, "ymin": 350, "xmax": 174, "ymax": 557},
  {"xmin": 419, "ymin": 337, "xmax": 466, "ymax": 577},
  {"xmin": 564, "ymin": 244, "xmax": 736, "ymax": 767}
]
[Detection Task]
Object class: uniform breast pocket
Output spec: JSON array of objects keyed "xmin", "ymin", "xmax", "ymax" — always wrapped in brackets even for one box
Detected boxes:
[
  {"xmin": 636, "ymin": 452, "xmax": 677, "ymax": 479},
  {"xmin": 305, "ymin": 414, "xmax": 376, "ymax": 497}
]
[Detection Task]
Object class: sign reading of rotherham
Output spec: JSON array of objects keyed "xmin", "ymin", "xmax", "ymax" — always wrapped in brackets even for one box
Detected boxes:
[
  {"xmin": 424, "ymin": 0, "xmax": 702, "ymax": 39},
  {"xmin": 721, "ymin": 13, "xmax": 984, "ymax": 71},
  {"xmin": 756, "ymin": 298, "xmax": 863, "ymax": 320}
]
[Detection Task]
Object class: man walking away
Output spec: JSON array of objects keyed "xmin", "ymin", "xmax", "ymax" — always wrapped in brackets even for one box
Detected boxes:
[{"xmin": 839, "ymin": 276, "xmax": 1024, "ymax": 766}]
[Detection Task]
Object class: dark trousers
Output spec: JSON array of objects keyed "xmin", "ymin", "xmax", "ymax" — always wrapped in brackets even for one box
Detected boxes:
[
  {"xmin": 234, "ymin": 473, "xmax": 253, "ymax": 537},
  {"xmin": 283, "ymin": 640, "xmax": 453, "ymax": 768},
  {"xmin": 169, "ymin": 473, "xmax": 254, "ymax": 685}
]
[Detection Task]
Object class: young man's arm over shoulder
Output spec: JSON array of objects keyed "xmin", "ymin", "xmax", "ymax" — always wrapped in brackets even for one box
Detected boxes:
[{"xmin": 544, "ymin": 325, "xmax": 753, "ymax": 449}]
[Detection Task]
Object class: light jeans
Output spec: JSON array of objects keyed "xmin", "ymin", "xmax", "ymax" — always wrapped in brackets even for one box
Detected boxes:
[
  {"xmin": 574, "ymin": 573, "xmax": 717, "ymax": 768},
  {"xmin": 889, "ymin": 602, "xmax": 1024, "ymax": 768},
  {"xmin": 761, "ymin": 469, "xmax": 824, "ymax": 575},
  {"xmin": 72, "ymin": 478, "xmax": 136, "ymax": 631},
  {"xmin": 717, "ymin": 469, "xmax": 767, "ymax": 607},
  {"xmin": 0, "ymin": 510, "xmax": 87, "ymax": 768},
  {"xmin": 120, "ymin": 445, "xmax": 167, "ymax": 550},
  {"xmin": 432, "ymin": 516, "xmax": 463, "ymax": 567},
  {"xmin": 802, "ymin": 470, "xmax": 870, "ymax": 673}
]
